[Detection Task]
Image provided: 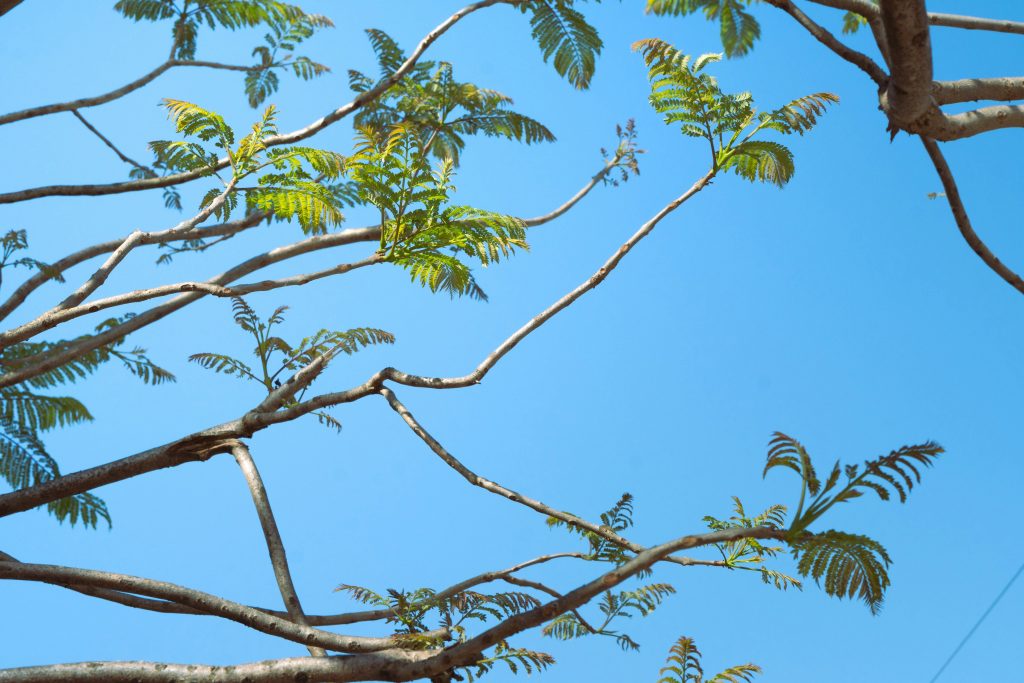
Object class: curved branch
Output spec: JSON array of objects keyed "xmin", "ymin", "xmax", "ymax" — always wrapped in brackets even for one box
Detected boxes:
[
  {"xmin": 0, "ymin": 561, "xmax": 446, "ymax": 654},
  {"xmin": 919, "ymin": 136, "xmax": 1024, "ymax": 296},
  {"xmin": 0, "ymin": 61, "xmax": 175, "ymax": 126},
  {"xmin": 0, "ymin": 255, "xmax": 381, "ymax": 348},
  {"xmin": 500, "ymin": 575, "xmax": 599, "ymax": 634},
  {"xmin": 443, "ymin": 526, "xmax": 785, "ymax": 670},
  {"xmin": 0, "ymin": 0, "xmax": 515, "ymax": 204},
  {"xmin": 379, "ymin": 386, "xmax": 725, "ymax": 571},
  {"xmin": 765, "ymin": 0, "xmax": 887, "ymax": 85},
  {"xmin": 0, "ymin": 527, "xmax": 783, "ymax": 682},
  {"xmin": 0, "ymin": 212, "xmax": 267, "ymax": 323},
  {"xmin": 0, "ymin": 160, "xmax": 638, "ymax": 513},
  {"xmin": 0, "ymin": 226, "xmax": 379, "ymax": 388},
  {"xmin": 231, "ymin": 443, "xmax": 325, "ymax": 657},
  {"xmin": 0, "ymin": 548, "xmax": 585, "ymax": 626},
  {"xmin": 0, "ymin": 60, "xmax": 265, "ymax": 127}
]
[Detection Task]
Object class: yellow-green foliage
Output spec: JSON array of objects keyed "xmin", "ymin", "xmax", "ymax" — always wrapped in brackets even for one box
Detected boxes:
[{"xmin": 635, "ymin": 38, "xmax": 837, "ymax": 186}]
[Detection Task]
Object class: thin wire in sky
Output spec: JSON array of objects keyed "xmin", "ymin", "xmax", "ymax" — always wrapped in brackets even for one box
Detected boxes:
[{"xmin": 928, "ymin": 559, "xmax": 1024, "ymax": 683}]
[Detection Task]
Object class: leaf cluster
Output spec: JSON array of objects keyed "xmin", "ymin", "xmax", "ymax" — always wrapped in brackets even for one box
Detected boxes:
[
  {"xmin": 519, "ymin": 0, "xmax": 604, "ymax": 89},
  {"xmin": 335, "ymin": 579, "xmax": 552, "ymax": 681},
  {"xmin": 764, "ymin": 432, "xmax": 943, "ymax": 612},
  {"xmin": 546, "ymin": 492, "xmax": 637, "ymax": 566},
  {"xmin": 646, "ymin": 1, "xmax": 761, "ymax": 58},
  {"xmin": 703, "ymin": 497, "xmax": 800, "ymax": 591},
  {"xmin": 635, "ymin": 38, "xmax": 837, "ymax": 186},
  {"xmin": 349, "ymin": 30, "xmax": 554, "ymax": 166},
  {"xmin": 190, "ymin": 297, "xmax": 392, "ymax": 430},
  {"xmin": 115, "ymin": 0, "xmax": 331, "ymax": 104},
  {"xmin": 544, "ymin": 583, "xmax": 676, "ymax": 651},
  {"xmin": 348, "ymin": 123, "xmax": 527, "ymax": 300},
  {"xmin": 152, "ymin": 101, "xmax": 347, "ymax": 234},
  {"xmin": 657, "ymin": 635, "xmax": 761, "ymax": 683},
  {"xmin": 0, "ymin": 315, "xmax": 174, "ymax": 528}
]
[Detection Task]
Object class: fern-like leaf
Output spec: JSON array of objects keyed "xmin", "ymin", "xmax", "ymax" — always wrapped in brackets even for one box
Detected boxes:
[
  {"xmin": 646, "ymin": 0, "xmax": 761, "ymax": 57},
  {"xmin": 719, "ymin": 140, "xmax": 794, "ymax": 187},
  {"xmin": 522, "ymin": 0, "xmax": 602, "ymax": 89},
  {"xmin": 658, "ymin": 635, "xmax": 762, "ymax": 683},
  {"xmin": 792, "ymin": 530, "xmax": 891, "ymax": 614}
]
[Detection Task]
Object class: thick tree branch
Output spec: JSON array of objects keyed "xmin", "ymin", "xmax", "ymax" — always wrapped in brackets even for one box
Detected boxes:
[
  {"xmin": 443, "ymin": 526, "xmax": 786, "ymax": 670},
  {"xmin": 0, "ymin": 0, "xmax": 24, "ymax": 18},
  {"xmin": 919, "ymin": 136, "xmax": 1024, "ymax": 296},
  {"xmin": 0, "ymin": 0, "xmax": 515, "ymax": 204},
  {"xmin": 878, "ymin": 0, "xmax": 933, "ymax": 123},
  {"xmin": 807, "ymin": 0, "xmax": 1024, "ymax": 36},
  {"xmin": 0, "ymin": 561, "xmax": 448, "ymax": 654},
  {"xmin": 0, "ymin": 549, "xmax": 586, "ymax": 627},
  {"xmin": 928, "ymin": 12, "xmax": 1024, "ymax": 36},
  {"xmin": 0, "ymin": 527, "xmax": 782, "ymax": 682},
  {"xmin": 932, "ymin": 77, "xmax": 1024, "ymax": 105},
  {"xmin": 231, "ymin": 443, "xmax": 325, "ymax": 657}
]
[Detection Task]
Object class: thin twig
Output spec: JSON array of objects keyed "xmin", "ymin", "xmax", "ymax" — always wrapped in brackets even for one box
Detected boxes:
[{"xmin": 71, "ymin": 110, "xmax": 152, "ymax": 171}]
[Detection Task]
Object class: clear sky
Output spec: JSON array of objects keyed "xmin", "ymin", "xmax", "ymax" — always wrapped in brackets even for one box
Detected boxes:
[{"xmin": 1, "ymin": 1, "xmax": 1022, "ymax": 681}]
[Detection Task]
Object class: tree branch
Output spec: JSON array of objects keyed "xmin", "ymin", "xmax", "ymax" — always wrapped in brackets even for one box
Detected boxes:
[
  {"xmin": 71, "ymin": 110, "xmax": 152, "ymax": 171},
  {"xmin": 928, "ymin": 12, "xmax": 1024, "ymax": 36},
  {"xmin": 0, "ymin": 60, "xmax": 269, "ymax": 127},
  {"xmin": 932, "ymin": 77, "xmax": 1024, "ymax": 105},
  {"xmin": 0, "ymin": 212, "xmax": 267, "ymax": 323},
  {"xmin": 0, "ymin": 255, "xmax": 381, "ymax": 348},
  {"xmin": 807, "ymin": 0, "xmax": 1024, "ymax": 36},
  {"xmin": 919, "ymin": 136, "xmax": 1024, "ymax": 296},
  {"xmin": 319, "ymin": 169, "xmax": 714, "ymax": 396},
  {"xmin": 378, "ymin": 386, "xmax": 726, "ymax": 571},
  {"xmin": 878, "ymin": 0, "xmax": 933, "ymax": 123},
  {"xmin": 765, "ymin": 0, "xmax": 887, "ymax": 85},
  {"xmin": 500, "ymin": 575, "xmax": 599, "ymax": 634},
  {"xmin": 0, "ymin": 527, "xmax": 782, "ymax": 682},
  {"xmin": 0, "ymin": 161, "xmax": 655, "ymax": 514},
  {"xmin": 0, "ymin": 0, "xmax": 516, "ymax": 204},
  {"xmin": 0, "ymin": 561, "xmax": 448, "ymax": 654},
  {"xmin": 51, "ymin": 180, "xmax": 238, "ymax": 313},
  {"xmin": 0, "ymin": 0, "xmax": 24, "ymax": 18},
  {"xmin": 442, "ymin": 526, "xmax": 785, "ymax": 671},
  {"xmin": 231, "ymin": 443, "xmax": 325, "ymax": 657}
]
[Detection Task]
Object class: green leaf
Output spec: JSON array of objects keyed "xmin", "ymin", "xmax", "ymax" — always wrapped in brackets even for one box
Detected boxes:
[
  {"xmin": 522, "ymin": 0, "xmax": 603, "ymax": 89},
  {"xmin": 719, "ymin": 139, "xmax": 795, "ymax": 187},
  {"xmin": 792, "ymin": 530, "xmax": 891, "ymax": 614},
  {"xmin": 646, "ymin": 0, "xmax": 761, "ymax": 57}
]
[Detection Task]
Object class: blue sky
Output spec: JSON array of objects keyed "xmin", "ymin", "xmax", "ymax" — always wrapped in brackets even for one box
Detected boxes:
[{"xmin": 1, "ymin": 1, "xmax": 1022, "ymax": 681}]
